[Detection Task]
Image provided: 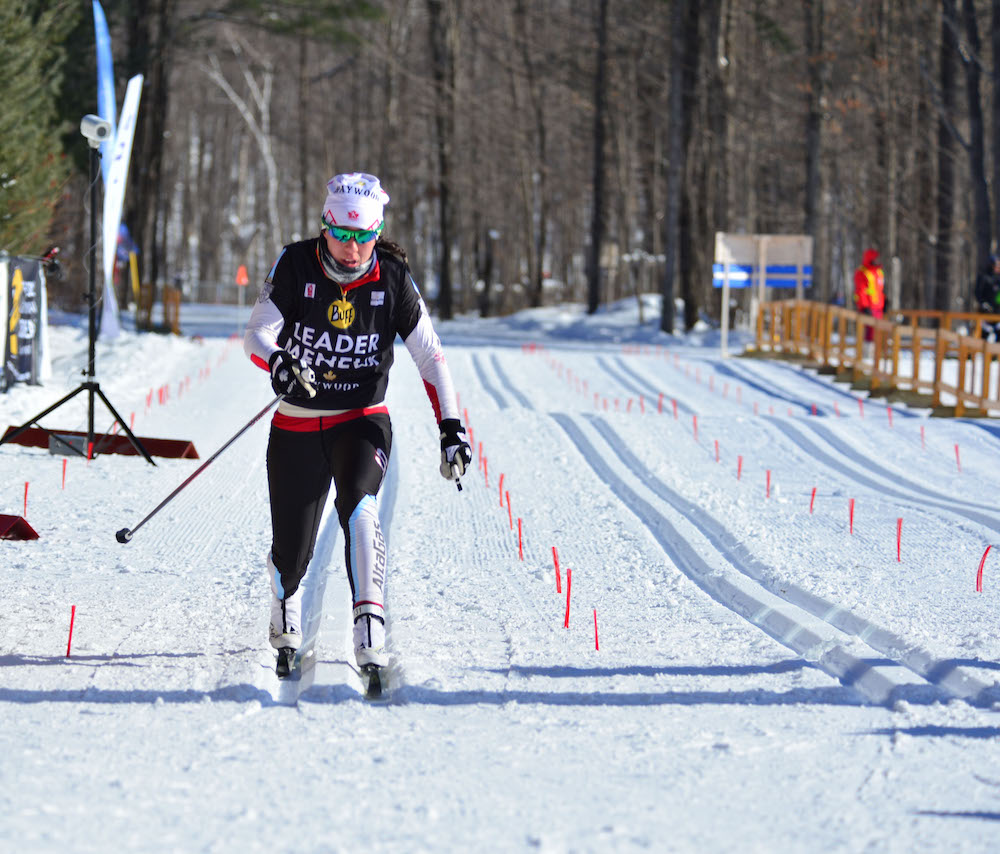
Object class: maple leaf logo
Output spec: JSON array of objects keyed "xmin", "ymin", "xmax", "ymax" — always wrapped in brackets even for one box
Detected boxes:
[{"xmin": 348, "ymin": 210, "xmax": 360, "ymax": 220}]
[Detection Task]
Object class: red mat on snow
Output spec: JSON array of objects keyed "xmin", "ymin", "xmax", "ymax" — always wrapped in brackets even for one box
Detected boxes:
[
  {"xmin": 0, "ymin": 514, "xmax": 39, "ymax": 540},
  {"xmin": 2, "ymin": 427, "xmax": 199, "ymax": 459}
]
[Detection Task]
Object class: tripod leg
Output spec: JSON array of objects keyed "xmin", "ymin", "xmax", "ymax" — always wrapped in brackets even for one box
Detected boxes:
[
  {"xmin": 0, "ymin": 385, "xmax": 89, "ymax": 449},
  {"xmin": 93, "ymin": 386, "xmax": 156, "ymax": 465}
]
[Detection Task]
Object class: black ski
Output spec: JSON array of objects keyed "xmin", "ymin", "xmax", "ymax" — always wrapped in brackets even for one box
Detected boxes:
[
  {"xmin": 361, "ymin": 664, "xmax": 385, "ymax": 700},
  {"xmin": 275, "ymin": 647, "xmax": 297, "ymax": 679}
]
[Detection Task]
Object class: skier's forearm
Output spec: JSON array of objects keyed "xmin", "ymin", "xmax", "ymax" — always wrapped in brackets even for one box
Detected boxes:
[
  {"xmin": 403, "ymin": 313, "xmax": 460, "ymax": 423},
  {"xmin": 244, "ymin": 299, "xmax": 284, "ymax": 370}
]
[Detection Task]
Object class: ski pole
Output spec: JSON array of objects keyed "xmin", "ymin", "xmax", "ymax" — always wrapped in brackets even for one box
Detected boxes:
[{"xmin": 116, "ymin": 394, "xmax": 282, "ymax": 543}]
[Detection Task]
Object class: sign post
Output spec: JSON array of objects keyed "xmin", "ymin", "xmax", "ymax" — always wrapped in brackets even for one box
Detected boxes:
[{"xmin": 713, "ymin": 233, "xmax": 813, "ymax": 358}]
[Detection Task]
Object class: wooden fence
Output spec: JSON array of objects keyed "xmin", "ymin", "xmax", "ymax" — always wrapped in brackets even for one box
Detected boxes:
[{"xmin": 754, "ymin": 300, "xmax": 1000, "ymax": 417}]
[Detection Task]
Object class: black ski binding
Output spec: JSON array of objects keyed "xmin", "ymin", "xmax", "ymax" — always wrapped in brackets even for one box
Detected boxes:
[
  {"xmin": 276, "ymin": 647, "xmax": 297, "ymax": 679},
  {"xmin": 361, "ymin": 664, "xmax": 384, "ymax": 700}
]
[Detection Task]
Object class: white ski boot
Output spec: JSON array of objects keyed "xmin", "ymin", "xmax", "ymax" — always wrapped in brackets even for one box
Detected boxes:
[
  {"xmin": 268, "ymin": 557, "xmax": 302, "ymax": 652},
  {"xmin": 353, "ymin": 603, "xmax": 387, "ymax": 668}
]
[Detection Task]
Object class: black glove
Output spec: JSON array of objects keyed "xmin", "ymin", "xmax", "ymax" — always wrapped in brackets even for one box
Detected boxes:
[
  {"xmin": 268, "ymin": 350, "xmax": 316, "ymax": 399},
  {"xmin": 439, "ymin": 418, "xmax": 472, "ymax": 480}
]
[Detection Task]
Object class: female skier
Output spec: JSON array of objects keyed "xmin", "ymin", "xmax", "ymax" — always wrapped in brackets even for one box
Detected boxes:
[{"xmin": 243, "ymin": 172, "xmax": 471, "ymax": 682}]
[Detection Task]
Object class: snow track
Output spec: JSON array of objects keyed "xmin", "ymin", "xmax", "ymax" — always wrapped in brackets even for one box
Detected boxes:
[{"xmin": 571, "ymin": 413, "xmax": 997, "ymax": 706}]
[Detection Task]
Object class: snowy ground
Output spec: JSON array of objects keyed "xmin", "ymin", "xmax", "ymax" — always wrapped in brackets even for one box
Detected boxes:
[{"xmin": 4, "ymin": 296, "xmax": 1000, "ymax": 852}]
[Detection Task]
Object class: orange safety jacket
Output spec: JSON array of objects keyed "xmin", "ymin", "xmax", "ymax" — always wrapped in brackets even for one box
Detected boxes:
[{"xmin": 853, "ymin": 263, "xmax": 885, "ymax": 315}]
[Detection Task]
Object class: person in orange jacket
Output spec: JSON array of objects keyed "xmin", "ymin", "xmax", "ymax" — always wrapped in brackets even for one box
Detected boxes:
[{"xmin": 854, "ymin": 248, "xmax": 885, "ymax": 341}]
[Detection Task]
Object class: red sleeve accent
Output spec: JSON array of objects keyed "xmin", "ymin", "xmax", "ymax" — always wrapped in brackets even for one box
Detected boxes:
[
  {"xmin": 423, "ymin": 380, "xmax": 442, "ymax": 423},
  {"xmin": 251, "ymin": 353, "xmax": 271, "ymax": 372}
]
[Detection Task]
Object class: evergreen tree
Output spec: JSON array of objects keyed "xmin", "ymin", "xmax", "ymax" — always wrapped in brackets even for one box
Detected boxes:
[{"xmin": 0, "ymin": 0, "xmax": 81, "ymax": 254}]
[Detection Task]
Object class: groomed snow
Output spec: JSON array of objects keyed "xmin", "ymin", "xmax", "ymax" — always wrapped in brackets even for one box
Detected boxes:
[{"xmin": 3, "ymin": 296, "xmax": 1000, "ymax": 853}]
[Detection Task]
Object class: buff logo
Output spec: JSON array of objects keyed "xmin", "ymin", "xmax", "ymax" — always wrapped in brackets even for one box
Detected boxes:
[{"xmin": 328, "ymin": 298, "xmax": 355, "ymax": 329}]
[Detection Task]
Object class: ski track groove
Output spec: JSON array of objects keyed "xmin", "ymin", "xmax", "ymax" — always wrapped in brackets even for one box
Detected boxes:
[
  {"xmin": 581, "ymin": 413, "xmax": 997, "ymax": 706},
  {"xmin": 489, "ymin": 353, "xmax": 533, "ymax": 409},
  {"xmin": 548, "ymin": 411, "xmax": 922, "ymax": 706},
  {"xmin": 604, "ymin": 355, "xmax": 700, "ymax": 415},
  {"xmin": 470, "ymin": 353, "xmax": 509, "ymax": 410},
  {"xmin": 763, "ymin": 417, "xmax": 1000, "ymax": 536}
]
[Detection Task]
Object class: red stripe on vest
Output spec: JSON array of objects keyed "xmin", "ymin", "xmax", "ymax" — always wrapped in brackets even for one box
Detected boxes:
[{"xmin": 272, "ymin": 404, "xmax": 389, "ymax": 432}]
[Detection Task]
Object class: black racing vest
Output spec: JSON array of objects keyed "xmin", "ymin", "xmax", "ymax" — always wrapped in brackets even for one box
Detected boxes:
[{"xmin": 265, "ymin": 238, "xmax": 425, "ymax": 410}]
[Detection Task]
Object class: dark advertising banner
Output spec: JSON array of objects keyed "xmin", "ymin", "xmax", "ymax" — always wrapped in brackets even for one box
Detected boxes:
[{"xmin": 4, "ymin": 258, "xmax": 43, "ymax": 390}]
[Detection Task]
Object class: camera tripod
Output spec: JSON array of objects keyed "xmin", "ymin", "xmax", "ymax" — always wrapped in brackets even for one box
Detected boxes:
[{"xmin": 0, "ymin": 129, "xmax": 154, "ymax": 465}]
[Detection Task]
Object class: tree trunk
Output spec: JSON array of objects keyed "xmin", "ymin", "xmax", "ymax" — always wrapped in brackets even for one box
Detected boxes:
[
  {"xmin": 960, "ymin": 0, "xmax": 992, "ymax": 270},
  {"xmin": 803, "ymin": 0, "xmax": 827, "ymax": 300},
  {"xmin": 935, "ymin": 0, "xmax": 959, "ymax": 312},
  {"xmin": 427, "ymin": 0, "xmax": 459, "ymax": 319},
  {"xmin": 679, "ymin": 0, "xmax": 701, "ymax": 332},
  {"xmin": 587, "ymin": 0, "xmax": 609, "ymax": 315},
  {"xmin": 660, "ymin": 0, "xmax": 690, "ymax": 334},
  {"xmin": 994, "ymin": 0, "xmax": 1000, "ymax": 250}
]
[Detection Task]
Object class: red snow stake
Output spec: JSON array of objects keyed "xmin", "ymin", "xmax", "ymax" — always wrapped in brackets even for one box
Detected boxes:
[
  {"xmin": 809, "ymin": 487, "xmax": 817, "ymax": 514},
  {"xmin": 517, "ymin": 518, "xmax": 523, "ymax": 561},
  {"xmin": 920, "ymin": 425, "xmax": 926, "ymax": 449},
  {"xmin": 498, "ymin": 473, "xmax": 505, "ymax": 507},
  {"xmin": 766, "ymin": 469, "xmax": 771, "ymax": 499},
  {"xmin": 66, "ymin": 605, "xmax": 76, "ymax": 657},
  {"xmin": 484, "ymin": 457, "xmax": 489, "ymax": 489},
  {"xmin": 737, "ymin": 455, "xmax": 743, "ymax": 481},
  {"xmin": 23, "ymin": 482, "xmax": 28, "ymax": 517},
  {"xmin": 896, "ymin": 518, "xmax": 903, "ymax": 562},
  {"xmin": 849, "ymin": 498, "xmax": 855, "ymax": 534},
  {"xmin": 672, "ymin": 399, "xmax": 678, "ymax": 420},
  {"xmin": 714, "ymin": 439, "xmax": 719, "ymax": 463},
  {"xmin": 564, "ymin": 568, "xmax": 572, "ymax": 628},
  {"xmin": 594, "ymin": 608, "xmax": 600, "ymax": 651},
  {"xmin": 658, "ymin": 392, "xmax": 664, "ymax": 414},
  {"xmin": 692, "ymin": 415, "xmax": 698, "ymax": 443},
  {"xmin": 858, "ymin": 398, "xmax": 864, "ymax": 418},
  {"xmin": 887, "ymin": 406, "xmax": 894, "ymax": 428},
  {"xmin": 834, "ymin": 401, "xmax": 841, "ymax": 417},
  {"xmin": 977, "ymin": 545, "xmax": 992, "ymax": 592},
  {"xmin": 506, "ymin": 491, "xmax": 513, "ymax": 530},
  {"xmin": 552, "ymin": 546, "xmax": 562, "ymax": 593},
  {"xmin": 61, "ymin": 459, "xmax": 67, "ymax": 490},
  {"xmin": 955, "ymin": 444, "xmax": 962, "ymax": 473}
]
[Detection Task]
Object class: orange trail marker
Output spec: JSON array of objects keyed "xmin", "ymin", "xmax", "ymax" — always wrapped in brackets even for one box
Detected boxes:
[
  {"xmin": 66, "ymin": 605, "xmax": 76, "ymax": 657},
  {"xmin": 977, "ymin": 545, "xmax": 992, "ymax": 592},
  {"xmin": 564, "ymin": 568, "xmax": 572, "ymax": 628}
]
